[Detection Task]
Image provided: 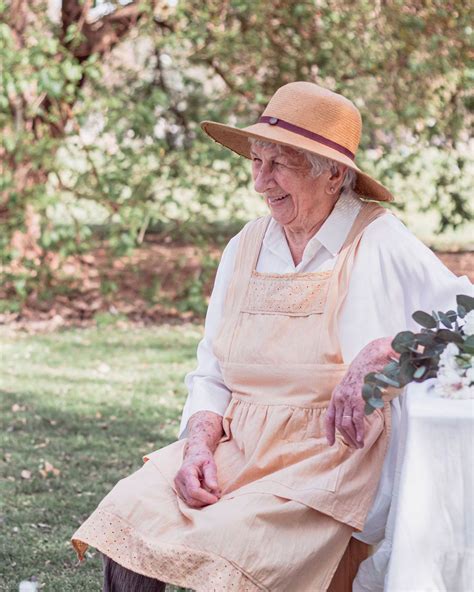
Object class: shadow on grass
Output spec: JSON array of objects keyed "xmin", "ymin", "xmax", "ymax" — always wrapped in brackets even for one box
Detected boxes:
[{"xmin": 0, "ymin": 389, "xmax": 184, "ymax": 591}]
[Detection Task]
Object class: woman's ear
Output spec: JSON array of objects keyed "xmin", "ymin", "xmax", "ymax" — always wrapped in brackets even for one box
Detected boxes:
[{"xmin": 327, "ymin": 164, "xmax": 347, "ymax": 194}]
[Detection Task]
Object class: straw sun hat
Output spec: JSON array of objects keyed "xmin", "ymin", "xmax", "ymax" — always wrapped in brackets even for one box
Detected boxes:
[{"xmin": 201, "ymin": 81, "xmax": 393, "ymax": 202}]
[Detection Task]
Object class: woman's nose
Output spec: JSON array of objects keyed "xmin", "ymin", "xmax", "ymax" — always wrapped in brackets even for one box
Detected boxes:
[{"xmin": 253, "ymin": 164, "xmax": 275, "ymax": 194}]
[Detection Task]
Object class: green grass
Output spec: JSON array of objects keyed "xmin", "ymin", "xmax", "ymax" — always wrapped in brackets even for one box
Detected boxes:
[{"xmin": 0, "ymin": 323, "xmax": 203, "ymax": 591}]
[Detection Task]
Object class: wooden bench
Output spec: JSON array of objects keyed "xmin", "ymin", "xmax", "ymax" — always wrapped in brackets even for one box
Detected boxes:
[{"xmin": 327, "ymin": 538, "xmax": 370, "ymax": 592}]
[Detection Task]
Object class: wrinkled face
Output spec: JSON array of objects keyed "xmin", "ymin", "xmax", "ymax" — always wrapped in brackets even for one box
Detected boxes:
[{"xmin": 250, "ymin": 143, "xmax": 331, "ymax": 229}]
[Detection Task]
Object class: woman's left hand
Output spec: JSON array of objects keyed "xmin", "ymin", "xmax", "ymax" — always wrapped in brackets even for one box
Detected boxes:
[
  {"xmin": 325, "ymin": 372, "xmax": 366, "ymax": 449},
  {"xmin": 325, "ymin": 337, "xmax": 396, "ymax": 449}
]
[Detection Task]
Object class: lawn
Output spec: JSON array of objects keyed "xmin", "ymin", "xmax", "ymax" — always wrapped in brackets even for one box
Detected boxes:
[{"xmin": 0, "ymin": 322, "xmax": 202, "ymax": 591}]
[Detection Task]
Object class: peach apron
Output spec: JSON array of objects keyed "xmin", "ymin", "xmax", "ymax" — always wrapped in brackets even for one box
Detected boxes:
[{"xmin": 72, "ymin": 202, "xmax": 390, "ymax": 592}]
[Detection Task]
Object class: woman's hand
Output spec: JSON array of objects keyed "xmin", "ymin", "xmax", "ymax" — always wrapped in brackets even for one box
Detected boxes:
[
  {"xmin": 174, "ymin": 410, "xmax": 223, "ymax": 508},
  {"xmin": 174, "ymin": 444, "xmax": 221, "ymax": 508},
  {"xmin": 325, "ymin": 337, "xmax": 397, "ymax": 449}
]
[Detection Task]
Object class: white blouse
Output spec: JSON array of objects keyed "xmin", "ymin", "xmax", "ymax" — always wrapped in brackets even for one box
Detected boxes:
[
  {"xmin": 181, "ymin": 192, "xmax": 471, "ymax": 433},
  {"xmin": 179, "ymin": 191, "xmax": 472, "ymax": 542}
]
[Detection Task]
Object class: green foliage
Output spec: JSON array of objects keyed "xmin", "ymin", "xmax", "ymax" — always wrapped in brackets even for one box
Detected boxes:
[
  {"xmin": 176, "ymin": 251, "xmax": 219, "ymax": 316},
  {"xmin": 1, "ymin": 0, "xmax": 472, "ymax": 304},
  {"xmin": 363, "ymin": 294, "xmax": 474, "ymax": 414}
]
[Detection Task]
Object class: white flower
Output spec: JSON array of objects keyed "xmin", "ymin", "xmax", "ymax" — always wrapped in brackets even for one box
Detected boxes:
[
  {"xmin": 434, "ymin": 377, "xmax": 474, "ymax": 399},
  {"xmin": 463, "ymin": 310, "xmax": 474, "ymax": 336},
  {"xmin": 455, "ymin": 384, "xmax": 474, "ymax": 399},
  {"xmin": 437, "ymin": 368, "xmax": 462, "ymax": 386},
  {"xmin": 434, "ymin": 343, "xmax": 474, "ymax": 399},
  {"xmin": 438, "ymin": 342, "xmax": 460, "ymax": 370}
]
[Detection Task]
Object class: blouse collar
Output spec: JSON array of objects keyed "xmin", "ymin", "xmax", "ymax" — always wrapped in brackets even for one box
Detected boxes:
[{"xmin": 263, "ymin": 191, "xmax": 363, "ymax": 267}]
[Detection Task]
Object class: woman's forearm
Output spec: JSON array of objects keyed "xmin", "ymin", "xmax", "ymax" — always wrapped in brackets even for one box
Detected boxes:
[
  {"xmin": 343, "ymin": 336, "xmax": 399, "ymax": 387},
  {"xmin": 176, "ymin": 411, "xmax": 223, "ymax": 506},
  {"xmin": 184, "ymin": 411, "xmax": 224, "ymax": 458},
  {"xmin": 326, "ymin": 336, "xmax": 399, "ymax": 447}
]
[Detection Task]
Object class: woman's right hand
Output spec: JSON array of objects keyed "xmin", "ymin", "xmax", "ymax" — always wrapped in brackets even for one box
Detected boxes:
[{"xmin": 174, "ymin": 444, "xmax": 221, "ymax": 508}]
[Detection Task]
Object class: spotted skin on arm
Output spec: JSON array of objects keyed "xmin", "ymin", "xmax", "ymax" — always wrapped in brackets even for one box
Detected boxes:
[
  {"xmin": 325, "ymin": 337, "xmax": 399, "ymax": 448},
  {"xmin": 174, "ymin": 411, "xmax": 224, "ymax": 508}
]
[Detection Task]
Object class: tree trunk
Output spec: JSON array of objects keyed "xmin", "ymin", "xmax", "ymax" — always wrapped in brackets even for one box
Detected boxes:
[{"xmin": 3, "ymin": 0, "xmax": 158, "ymax": 264}]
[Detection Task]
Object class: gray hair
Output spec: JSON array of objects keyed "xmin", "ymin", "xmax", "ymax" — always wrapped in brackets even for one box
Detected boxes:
[{"xmin": 248, "ymin": 138, "xmax": 358, "ymax": 196}]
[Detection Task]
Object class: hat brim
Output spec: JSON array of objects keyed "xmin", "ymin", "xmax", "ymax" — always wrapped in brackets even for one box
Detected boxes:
[{"xmin": 201, "ymin": 120, "xmax": 394, "ymax": 202}]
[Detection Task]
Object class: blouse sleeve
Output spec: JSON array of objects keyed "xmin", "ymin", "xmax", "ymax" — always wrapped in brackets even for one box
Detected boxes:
[
  {"xmin": 179, "ymin": 232, "xmax": 242, "ymax": 438},
  {"xmin": 339, "ymin": 212, "xmax": 473, "ymax": 363}
]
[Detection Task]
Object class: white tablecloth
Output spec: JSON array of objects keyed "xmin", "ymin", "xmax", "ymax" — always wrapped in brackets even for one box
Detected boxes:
[{"xmin": 354, "ymin": 381, "xmax": 474, "ymax": 592}]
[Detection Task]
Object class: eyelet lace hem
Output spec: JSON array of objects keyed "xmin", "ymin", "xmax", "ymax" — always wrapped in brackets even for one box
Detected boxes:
[{"xmin": 72, "ymin": 507, "xmax": 267, "ymax": 592}]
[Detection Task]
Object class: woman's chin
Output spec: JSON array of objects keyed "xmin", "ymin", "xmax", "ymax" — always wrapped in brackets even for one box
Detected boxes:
[{"xmin": 268, "ymin": 204, "xmax": 294, "ymax": 225}]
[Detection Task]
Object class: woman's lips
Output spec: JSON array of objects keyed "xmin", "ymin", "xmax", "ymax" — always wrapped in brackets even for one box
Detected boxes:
[{"xmin": 268, "ymin": 194, "xmax": 290, "ymax": 205}]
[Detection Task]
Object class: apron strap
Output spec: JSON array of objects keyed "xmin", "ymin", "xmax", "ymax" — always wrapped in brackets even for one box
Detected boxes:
[
  {"xmin": 218, "ymin": 215, "xmax": 272, "ymax": 362},
  {"xmin": 318, "ymin": 201, "xmax": 388, "ymax": 362}
]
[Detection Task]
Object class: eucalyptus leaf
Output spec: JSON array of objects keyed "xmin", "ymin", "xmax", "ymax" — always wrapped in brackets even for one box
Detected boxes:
[
  {"xmin": 413, "ymin": 366, "xmax": 427, "ymax": 380},
  {"xmin": 392, "ymin": 331, "xmax": 416, "ymax": 353},
  {"xmin": 416, "ymin": 332, "xmax": 436, "ymax": 346},
  {"xmin": 373, "ymin": 386, "xmax": 383, "ymax": 398},
  {"xmin": 399, "ymin": 352, "xmax": 411, "ymax": 366},
  {"xmin": 368, "ymin": 397, "xmax": 385, "ymax": 409},
  {"xmin": 382, "ymin": 360, "xmax": 399, "ymax": 376},
  {"xmin": 373, "ymin": 373, "xmax": 401, "ymax": 388},
  {"xmin": 412, "ymin": 311, "xmax": 437, "ymax": 329},
  {"xmin": 364, "ymin": 372, "xmax": 378, "ymax": 382},
  {"xmin": 399, "ymin": 361, "xmax": 416, "ymax": 385},
  {"xmin": 424, "ymin": 343, "xmax": 446, "ymax": 356},
  {"xmin": 436, "ymin": 329, "xmax": 464, "ymax": 344},
  {"xmin": 438, "ymin": 311, "xmax": 453, "ymax": 328},
  {"xmin": 457, "ymin": 294, "xmax": 474, "ymax": 313},
  {"xmin": 362, "ymin": 383, "xmax": 374, "ymax": 401},
  {"xmin": 364, "ymin": 402, "xmax": 375, "ymax": 415}
]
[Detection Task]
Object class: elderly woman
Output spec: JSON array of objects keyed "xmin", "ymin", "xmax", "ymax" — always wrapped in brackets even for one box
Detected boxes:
[{"xmin": 72, "ymin": 82, "xmax": 470, "ymax": 591}]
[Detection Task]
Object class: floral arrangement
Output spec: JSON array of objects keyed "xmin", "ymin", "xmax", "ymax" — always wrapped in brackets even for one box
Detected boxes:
[{"xmin": 363, "ymin": 294, "xmax": 474, "ymax": 414}]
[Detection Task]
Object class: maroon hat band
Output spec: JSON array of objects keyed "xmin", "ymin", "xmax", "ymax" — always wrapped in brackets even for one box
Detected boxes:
[{"xmin": 258, "ymin": 116, "xmax": 355, "ymax": 161}]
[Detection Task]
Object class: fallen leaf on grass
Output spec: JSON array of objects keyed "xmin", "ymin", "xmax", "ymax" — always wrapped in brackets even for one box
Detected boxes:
[
  {"xmin": 11, "ymin": 403, "xmax": 26, "ymax": 412},
  {"xmin": 21, "ymin": 470, "xmax": 32, "ymax": 479},
  {"xmin": 39, "ymin": 461, "xmax": 60, "ymax": 478}
]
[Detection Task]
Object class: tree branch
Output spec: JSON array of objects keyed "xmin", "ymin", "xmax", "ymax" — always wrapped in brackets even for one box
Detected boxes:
[{"xmin": 61, "ymin": 0, "xmax": 162, "ymax": 61}]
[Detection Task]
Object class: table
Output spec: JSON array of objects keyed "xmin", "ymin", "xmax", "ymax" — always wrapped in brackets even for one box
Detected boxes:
[{"xmin": 354, "ymin": 380, "xmax": 474, "ymax": 592}]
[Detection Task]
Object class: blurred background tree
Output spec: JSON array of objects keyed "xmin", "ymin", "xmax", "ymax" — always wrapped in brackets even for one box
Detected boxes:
[{"xmin": 1, "ymin": 0, "xmax": 472, "ymax": 311}]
